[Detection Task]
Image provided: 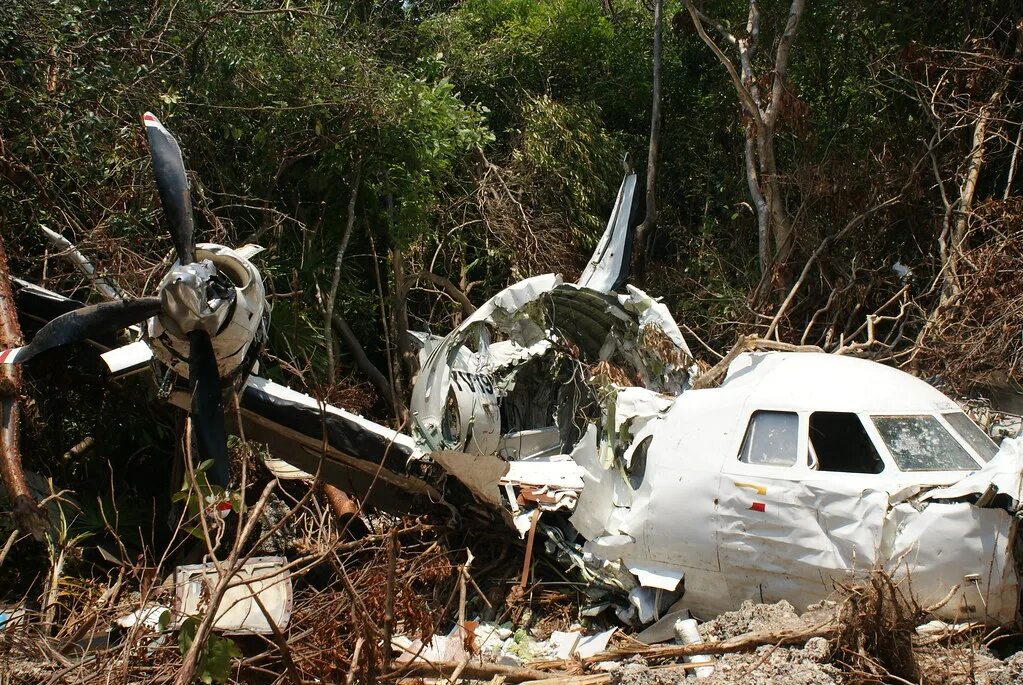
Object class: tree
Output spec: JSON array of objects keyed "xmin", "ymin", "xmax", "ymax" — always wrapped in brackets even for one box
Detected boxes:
[{"xmin": 684, "ymin": 0, "xmax": 806, "ymax": 294}]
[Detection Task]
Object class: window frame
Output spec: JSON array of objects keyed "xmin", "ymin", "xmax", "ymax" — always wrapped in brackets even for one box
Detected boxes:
[{"xmin": 938, "ymin": 412, "xmax": 998, "ymax": 464}]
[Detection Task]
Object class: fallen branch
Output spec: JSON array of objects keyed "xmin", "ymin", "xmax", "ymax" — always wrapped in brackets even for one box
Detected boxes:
[
  {"xmin": 38, "ymin": 226, "xmax": 123, "ymax": 300},
  {"xmin": 692, "ymin": 335, "xmax": 823, "ymax": 389},
  {"xmin": 531, "ymin": 621, "xmax": 839, "ymax": 670},
  {"xmin": 521, "ymin": 661, "xmax": 713, "ymax": 685},
  {"xmin": 403, "ymin": 271, "xmax": 477, "ymax": 317},
  {"xmin": 765, "ymin": 194, "xmax": 902, "ymax": 340},
  {"xmin": 394, "ymin": 659, "xmax": 561, "ymax": 683}
]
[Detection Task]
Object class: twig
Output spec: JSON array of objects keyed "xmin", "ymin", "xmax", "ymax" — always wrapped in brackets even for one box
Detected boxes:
[
  {"xmin": 533, "ymin": 620, "xmax": 839, "ymax": 670},
  {"xmin": 251, "ymin": 590, "xmax": 304, "ymax": 685},
  {"xmin": 0, "ymin": 528, "xmax": 18, "ymax": 567},
  {"xmin": 396, "ymin": 660, "xmax": 560, "ymax": 683},
  {"xmin": 346, "ymin": 636, "xmax": 365, "ymax": 685},
  {"xmin": 381, "ymin": 526, "xmax": 398, "ymax": 674},
  {"xmin": 765, "ymin": 194, "xmax": 902, "ymax": 340}
]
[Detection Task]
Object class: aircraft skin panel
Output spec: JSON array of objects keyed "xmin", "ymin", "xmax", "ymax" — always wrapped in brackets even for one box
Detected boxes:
[{"xmin": 577, "ymin": 173, "xmax": 638, "ymax": 293}]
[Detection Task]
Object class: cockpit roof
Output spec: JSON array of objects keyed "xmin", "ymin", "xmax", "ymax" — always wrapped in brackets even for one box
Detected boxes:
[{"xmin": 719, "ymin": 352, "xmax": 960, "ymax": 415}]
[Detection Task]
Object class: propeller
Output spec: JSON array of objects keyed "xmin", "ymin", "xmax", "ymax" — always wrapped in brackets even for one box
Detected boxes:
[
  {"xmin": 189, "ymin": 330, "xmax": 229, "ymax": 488},
  {"xmin": 143, "ymin": 112, "xmax": 195, "ymax": 265},
  {"xmin": 1, "ymin": 113, "xmax": 233, "ymax": 487},
  {"xmin": 0, "ymin": 298, "xmax": 161, "ymax": 364}
]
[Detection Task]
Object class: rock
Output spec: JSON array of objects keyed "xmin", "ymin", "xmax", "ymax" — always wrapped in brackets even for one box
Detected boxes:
[
  {"xmin": 802, "ymin": 637, "xmax": 830, "ymax": 662},
  {"xmin": 698, "ymin": 600, "xmax": 802, "ymax": 641}
]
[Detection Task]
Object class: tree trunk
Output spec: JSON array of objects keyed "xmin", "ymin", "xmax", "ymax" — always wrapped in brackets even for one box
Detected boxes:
[
  {"xmin": 328, "ymin": 311, "xmax": 402, "ymax": 415},
  {"xmin": 944, "ymin": 29, "xmax": 1019, "ymax": 297},
  {"xmin": 745, "ymin": 134, "xmax": 771, "ymax": 273},
  {"xmin": 386, "ymin": 193, "xmax": 414, "ymax": 421},
  {"xmin": 756, "ymin": 127, "xmax": 793, "ymax": 279},
  {"xmin": 686, "ymin": 0, "xmax": 804, "ymax": 297},
  {"xmin": 0, "ymin": 235, "xmax": 46, "ymax": 539},
  {"xmin": 324, "ymin": 164, "xmax": 362, "ymax": 382},
  {"xmin": 632, "ymin": 0, "xmax": 663, "ymax": 284}
]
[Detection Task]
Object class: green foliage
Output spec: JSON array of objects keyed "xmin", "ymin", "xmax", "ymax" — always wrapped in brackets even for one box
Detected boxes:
[
  {"xmin": 177, "ymin": 616, "xmax": 242, "ymax": 684},
  {"xmin": 170, "ymin": 460, "xmax": 241, "ymax": 541},
  {"xmin": 512, "ymin": 94, "xmax": 621, "ymax": 240},
  {"xmin": 1, "ymin": 0, "xmax": 1018, "ymax": 499}
]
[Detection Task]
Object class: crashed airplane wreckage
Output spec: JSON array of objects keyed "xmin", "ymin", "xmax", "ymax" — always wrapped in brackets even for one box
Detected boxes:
[
  {"xmin": 405, "ymin": 175, "xmax": 1023, "ymax": 627},
  {"xmin": 6, "ymin": 123, "xmax": 1023, "ymax": 628}
]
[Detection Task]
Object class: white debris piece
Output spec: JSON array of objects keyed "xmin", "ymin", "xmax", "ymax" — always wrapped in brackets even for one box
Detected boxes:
[
  {"xmin": 675, "ymin": 617, "xmax": 714, "ymax": 678},
  {"xmin": 114, "ymin": 605, "xmax": 169, "ymax": 630},
  {"xmin": 393, "ymin": 633, "xmax": 467, "ymax": 664},
  {"xmin": 173, "ymin": 556, "xmax": 292, "ymax": 634}
]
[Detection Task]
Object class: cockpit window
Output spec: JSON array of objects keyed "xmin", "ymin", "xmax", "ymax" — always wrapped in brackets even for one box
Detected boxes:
[
  {"xmin": 942, "ymin": 412, "xmax": 999, "ymax": 462},
  {"xmin": 872, "ymin": 415, "xmax": 979, "ymax": 471},
  {"xmin": 738, "ymin": 411, "xmax": 798, "ymax": 466},
  {"xmin": 809, "ymin": 412, "xmax": 884, "ymax": 474}
]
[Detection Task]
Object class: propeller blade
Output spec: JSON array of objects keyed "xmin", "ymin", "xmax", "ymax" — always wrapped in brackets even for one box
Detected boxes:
[
  {"xmin": 0, "ymin": 297, "xmax": 161, "ymax": 364},
  {"xmin": 143, "ymin": 112, "xmax": 196, "ymax": 265},
  {"xmin": 188, "ymin": 330, "xmax": 229, "ymax": 487}
]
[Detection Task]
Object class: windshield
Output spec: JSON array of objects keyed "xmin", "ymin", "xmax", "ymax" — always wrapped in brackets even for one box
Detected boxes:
[
  {"xmin": 942, "ymin": 412, "xmax": 999, "ymax": 462},
  {"xmin": 872, "ymin": 415, "xmax": 979, "ymax": 471}
]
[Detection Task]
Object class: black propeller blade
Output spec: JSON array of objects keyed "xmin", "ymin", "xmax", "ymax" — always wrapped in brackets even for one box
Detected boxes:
[
  {"xmin": 0, "ymin": 297, "xmax": 162, "ymax": 365},
  {"xmin": 143, "ymin": 112, "xmax": 196, "ymax": 265},
  {"xmin": 188, "ymin": 330, "xmax": 229, "ymax": 488},
  {"xmin": 145, "ymin": 112, "xmax": 232, "ymax": 489}
]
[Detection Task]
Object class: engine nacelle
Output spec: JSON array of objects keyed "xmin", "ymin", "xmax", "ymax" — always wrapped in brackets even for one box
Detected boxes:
[{"xmin": 148, "ymin": 243, "xmax": 267, "ymax": 383}]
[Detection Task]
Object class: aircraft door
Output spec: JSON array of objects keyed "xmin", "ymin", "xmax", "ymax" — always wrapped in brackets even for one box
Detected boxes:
[
  {"xmin": 640, "ymin": 420, "xmax": 721, "ymax": 573},
  {"xmin": 717, "ymin": 410, "xmax": 834, "ymax": 608}
]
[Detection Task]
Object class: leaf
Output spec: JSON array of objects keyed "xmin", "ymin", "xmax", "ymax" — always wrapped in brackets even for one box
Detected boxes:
[{"xmin": 177, "ymin": 616, "xmax": 199, "ymax": 656}]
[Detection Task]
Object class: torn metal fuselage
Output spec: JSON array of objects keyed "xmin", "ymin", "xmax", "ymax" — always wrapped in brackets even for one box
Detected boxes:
[{"xmin": 410, "ymin": 278, "xmax": 1023, "ymax": 626}]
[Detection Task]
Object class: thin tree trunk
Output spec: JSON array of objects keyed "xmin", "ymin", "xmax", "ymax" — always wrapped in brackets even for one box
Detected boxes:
[
  {"xmin": 945, "ymin": 31, "xmax": 1020, "ymax": 296},
  {"xmin": 757, "ymin": 130, "xmax": 792, "ymax": 274},
  {"xmin": 745, "ymin": 134, "xmax": 770, "ymax": 273},
  {"xmin": 687, "ymin": 0, "xmax": 803, "ymax": 295},
  {"xmin": 0, "ymin": 235, "xmax": 45, "ymax": 539},
  {"xmin": 386, "ymin": 193, "xmax": 414, "ymax": 419},
  {"xmin": 1003, "ymin": 121, "xmax": 1022, "ymax": 200},
  {"xmin": 328, "ymin": 311, "xmax": 401, "ymax": 414},
  {"xmin": 324, "ymin": 163, "xmax": 362, "ymax": 382},
  {"xmin": 760, "ymin": 0, "xmax": 804, "ymax": 289},
  {"xmin": 632, "ymin": 0, "xmax": 663, "ymax": 283},
  {"xmin": 739, "ymin": 2, "xmax": 770, "ymax": 275},
  {"xmin": 403, "ymin": 271, "xmax": 476, "ymax": 317}
]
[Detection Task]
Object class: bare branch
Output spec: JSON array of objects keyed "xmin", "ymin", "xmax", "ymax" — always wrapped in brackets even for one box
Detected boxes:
[
  {"xmin": 685, "ymin": 1, "xmax": 763, "ymax": 124},
  {"xmin": 766, "ymin": 194, "xmax": 903, "ymax": 340}
]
